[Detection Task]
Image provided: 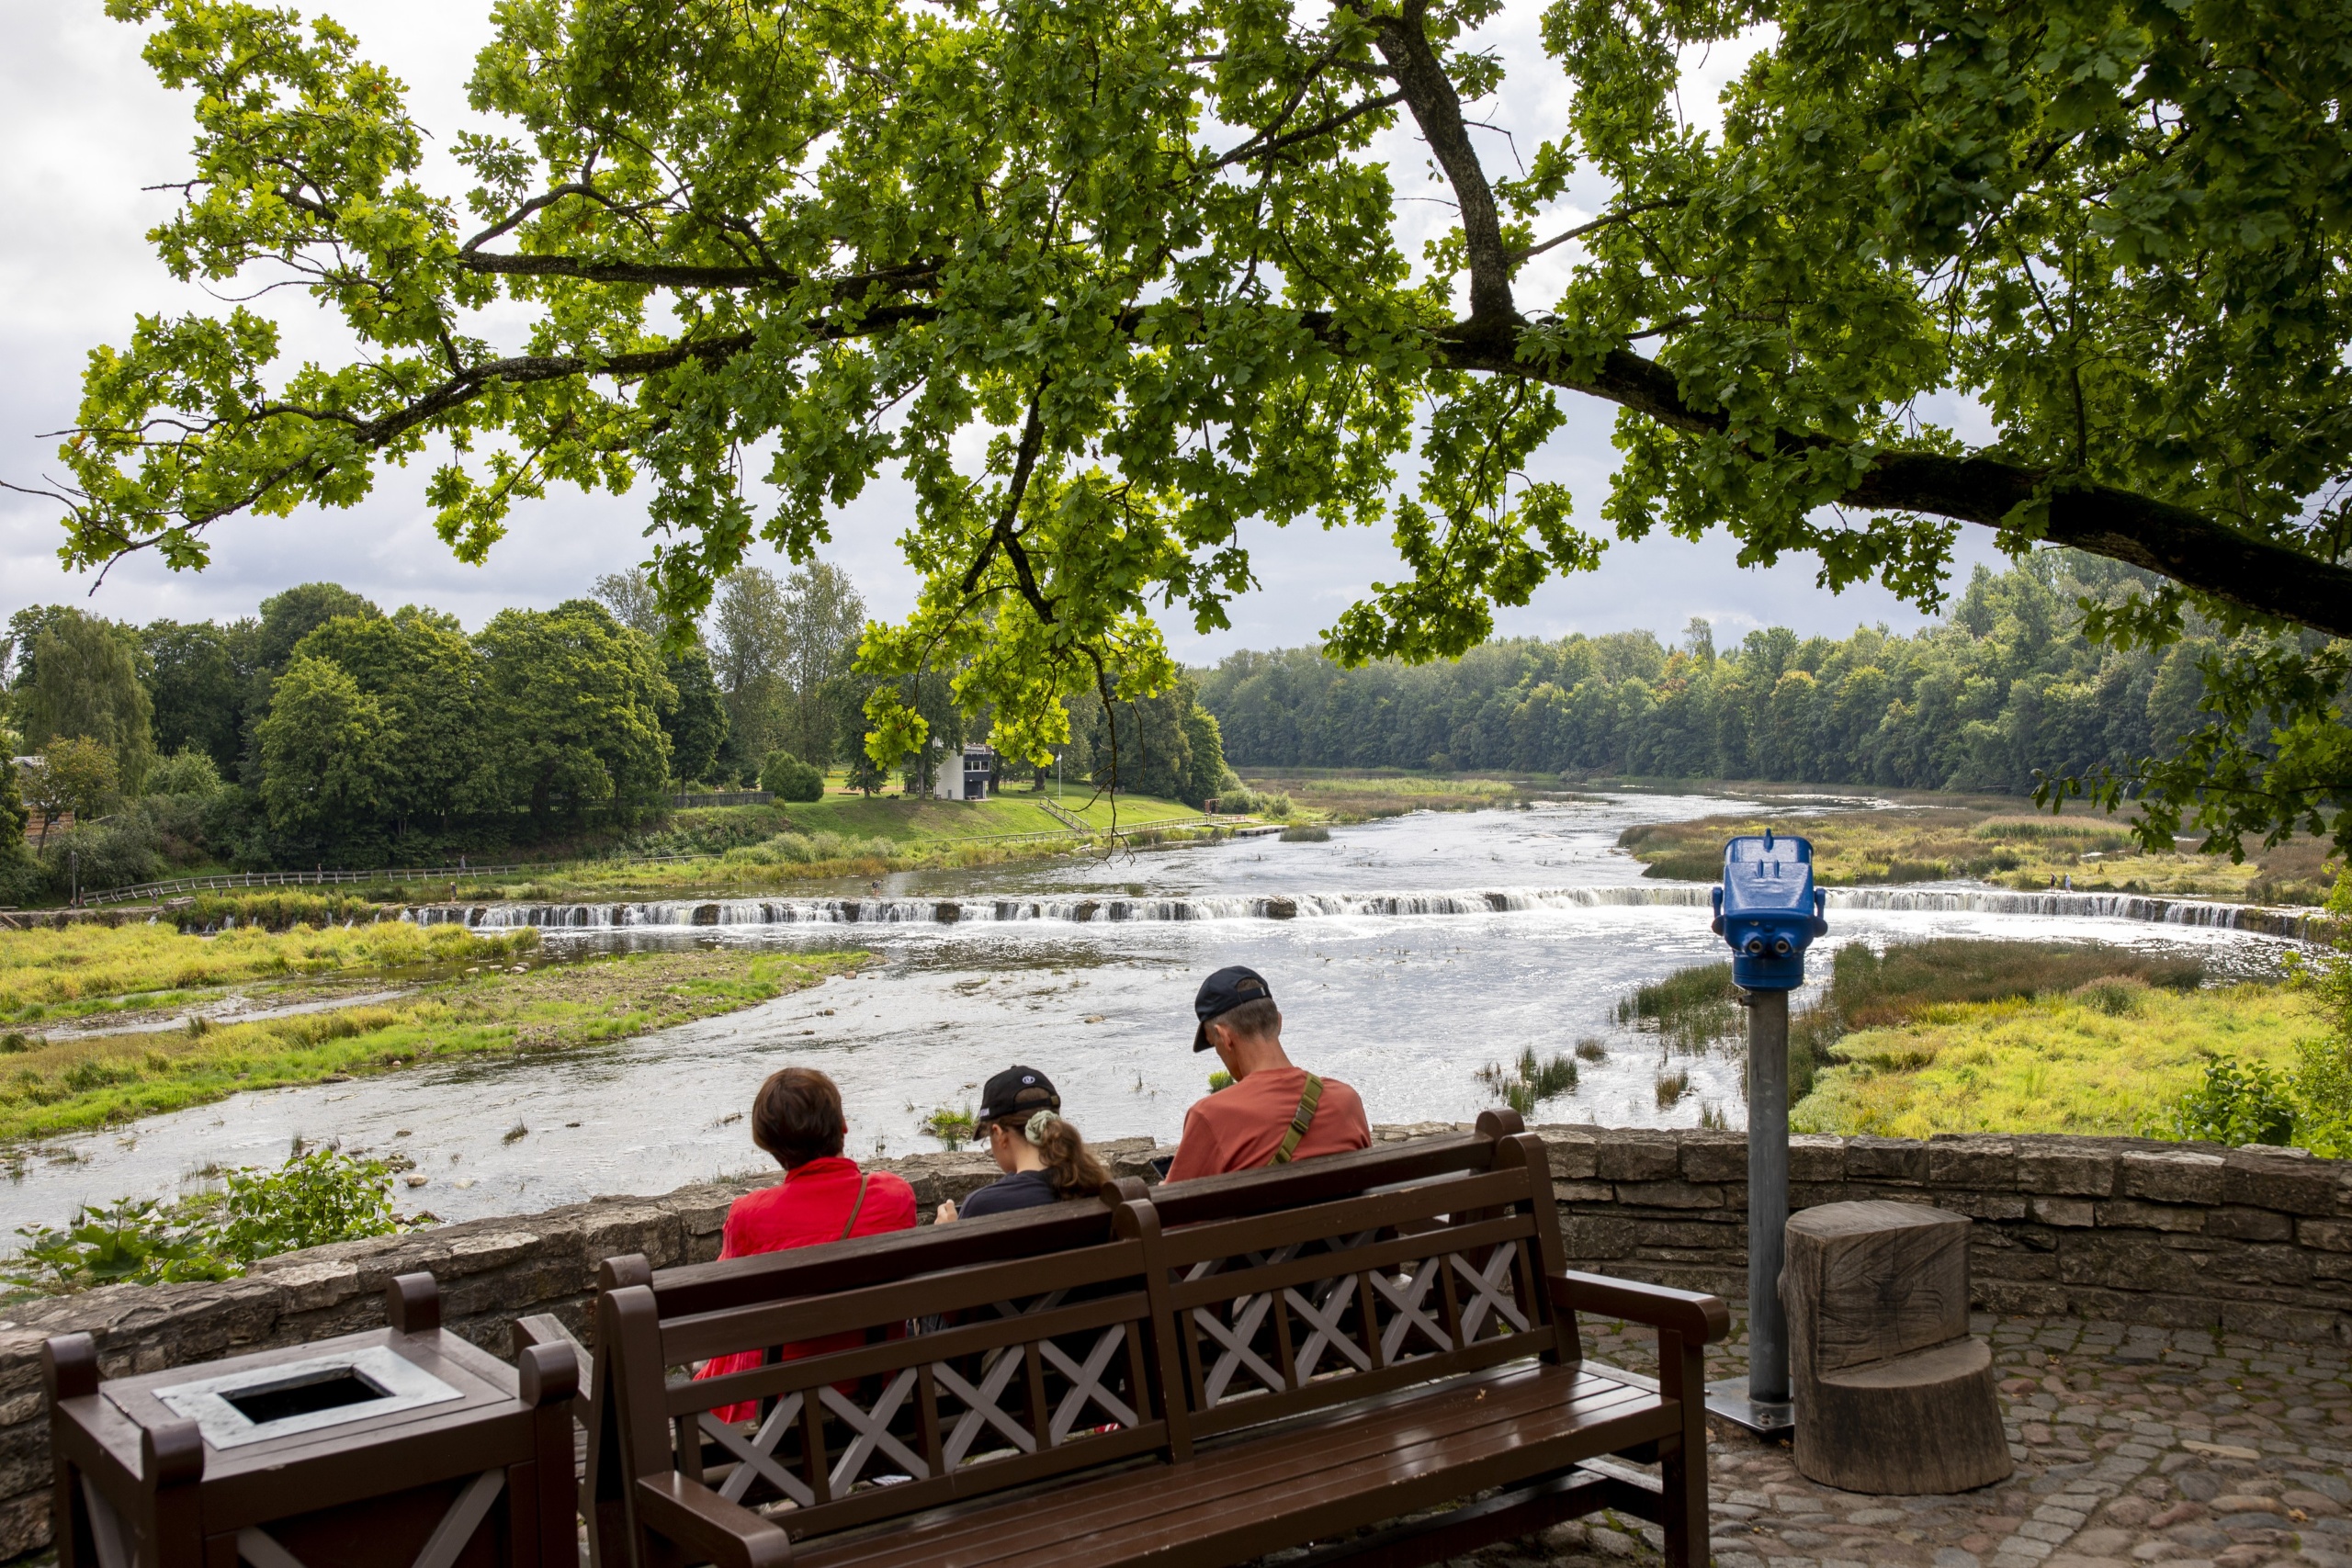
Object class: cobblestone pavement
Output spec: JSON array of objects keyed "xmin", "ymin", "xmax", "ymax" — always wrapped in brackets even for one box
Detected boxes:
[{"xmin": 1532, "ymin": 1314, "xmax": 2352, "ymax": 1568}]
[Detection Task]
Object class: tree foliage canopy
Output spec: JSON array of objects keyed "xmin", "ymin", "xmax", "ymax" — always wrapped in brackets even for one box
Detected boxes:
[{"xmin": 20, "ymin": 0, "xmax": 2352, "ymax": 844}]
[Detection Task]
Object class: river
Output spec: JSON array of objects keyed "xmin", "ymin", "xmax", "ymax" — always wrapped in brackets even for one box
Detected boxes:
[{"xmin": 0, "ymin": 791, "xmax": 2299, "ymax": 1233}]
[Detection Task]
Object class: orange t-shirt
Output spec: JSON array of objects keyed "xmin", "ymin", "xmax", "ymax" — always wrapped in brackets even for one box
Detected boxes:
[{"xmin": 1165, "ymin": 1066, "xmax": 1371, "ymax": 1181}]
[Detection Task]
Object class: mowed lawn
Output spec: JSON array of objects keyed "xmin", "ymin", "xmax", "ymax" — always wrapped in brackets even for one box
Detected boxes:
[{"xmin": 786, "ymin": 784, "xmax": 1203, "ymax": 841}]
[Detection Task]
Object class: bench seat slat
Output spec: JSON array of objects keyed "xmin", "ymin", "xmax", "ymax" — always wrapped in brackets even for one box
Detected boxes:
[
  {"xmin": 670, "ymin": 1292, "xmax": 1152, "ymax": 1416},
  {"xmin": 1157, "ymin": 1170, "xmax": 1533, "ymax": 1267},
  {"xmin": 662, "ymin": 1240, "xmax": 1145, "ymax": 1364},
  {"xmin": 1164, "ymin": 1214, "xmax": 1530, "ymax": 1312},
  {"xmin": 797, "ymin": 1363, "xmax": 1669, "ymax": 1568}
]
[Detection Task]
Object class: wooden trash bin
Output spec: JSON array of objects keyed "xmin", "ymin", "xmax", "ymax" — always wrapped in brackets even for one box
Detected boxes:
[
  {"xmin": 43, "ymin": 1272, "xmax": 578, "ymax": 1568},
  {"xmin": 1784, "ymin": 1201, "xmax": 2013, "ymax": 1495}
]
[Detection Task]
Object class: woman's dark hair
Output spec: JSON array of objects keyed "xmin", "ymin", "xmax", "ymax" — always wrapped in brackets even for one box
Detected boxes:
[
  {"xmin": 752, "ymin": 1066, "xmax": 845, "ymax": 1168},
  {"xmin": 987, "ymin": 1111, "xmax": 1112, "ymax": 1201}
]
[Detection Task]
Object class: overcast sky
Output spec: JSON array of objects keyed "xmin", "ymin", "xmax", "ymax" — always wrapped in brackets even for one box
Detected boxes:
[{"xmin": 0, "ymin": 0, "xmax": 2007, "ymax": 663}]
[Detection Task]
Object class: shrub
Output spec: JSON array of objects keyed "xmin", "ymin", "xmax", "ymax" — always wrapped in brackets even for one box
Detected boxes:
[
  {"xmin": 4, "ymin": 1147, "xmax": 409, "ymax": 1294},
  {"xmin": 759, "ymin": 750, "xmax": 826, "ymax": 802},
  {"xmin": 2159, "ymin": 1056, "xmax": 2298, "ymax": 1147},
  {"xmin": 1278, "ymin": 825, "xmax": 1330, "ymax": 842},
  {"xmin": 143, "ymin": 748, "xmax": 225, "ymax": 797},
  {"xmin": 2072, "ymin": 975, "xmax": 2151, "ymax": 1016}
]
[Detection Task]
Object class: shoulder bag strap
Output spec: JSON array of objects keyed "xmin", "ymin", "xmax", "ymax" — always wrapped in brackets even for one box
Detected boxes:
[
  {"xmin": 838, "ymin": 1172, "xmax": 874, "ymax": 1240},
  {"xmin": 1268, "ymin": 1075, "xmax": 1325, "ymax": 1166}
]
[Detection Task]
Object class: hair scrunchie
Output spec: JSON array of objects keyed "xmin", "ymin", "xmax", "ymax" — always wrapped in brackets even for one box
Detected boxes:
[{"xmin": 1023, "ymin": 1109, "xmax": 1060, "ymax": 1145}]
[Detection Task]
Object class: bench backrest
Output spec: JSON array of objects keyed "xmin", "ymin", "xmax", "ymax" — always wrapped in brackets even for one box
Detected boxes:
[
  {"xmin": 601, "ymin": 1115, "xmax": 1571, "ymax": 1555},
  {"xmin": 1153, "ymin": 1126, "xmax": 1573, "ymax": 1439}
]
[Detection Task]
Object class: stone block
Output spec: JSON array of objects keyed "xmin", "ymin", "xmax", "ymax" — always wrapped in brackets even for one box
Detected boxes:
[
  {"xmin": 1611, "ymin": 1181, "xmax": 1725, "ymax": 1210},
  {"xmin": 1971, "ymin": 1246, "xmax": 2058, "ymax": 1282},
  {"xmin": 1974, "ymin": 1279, "xmax": 2069, "ymax": 1317},
  {"xmin": 2299, "ymin": 1217, "xmax": 2352, "ymax": 1252},
  {"xmin": 2017, "ymin": 1139, "xmax": 2118, "ymax": 1197},
  {"xmin": 1928, "ymin": 1134, "xmax": 2018, "ymax": 1189},
  {"xmin": 1845, "ymin": 1136, "xmax": 1929, "ymax": 1183},
  {"xmin": 1552, "ymin": 1181, "xmax": 1615, "ymax": 1203},
  {"xmin": 2095, "ymin": 1200, "xmax": 2206, "ymax": 1234},
  {"xmin": 2219, "ymin": 1298, "xmax": 2346, "ymax": 1345},
  {"xmin": 1539, "ymin": 1126, "xmax": 1601, "ymax": 1180},
  {"xmin": 1788, "ymin": 1134, "xmax": 1847, "ymax": 1182},
  {"xmin": 1562, "ymin": 1215, "xmax": 1638, "ymax": 1260},
  {"xmin": 1679, "ymin": 1130, "xmax": 1748, "ymax": 1183},
  {"xmin": 2056, "ymin": 1231, "xmax": 2178, "ymax": 1288},
  {"xmin": 2031, "ymin": 1196, "xmax": 2097, "ymax": 1228},
  {"xmin": 2222, "ymin": 1153, "xmax": 2348, "ymax": 1216},
  {"xmin": 2120, "ymin": 1149, "xmax": 2227, "ymax": 1205},
  {"xmin": 1595, "ymin": 1130, "xmax": 1680, "ymax": 1183},
  {"xmin": 2189, "ymin": 1243, "xmax": 2312, "ymax": 1289},
  {"xmin": 2207, "ymin": 1206, "xmax": 2295, "ymax": 1243},
  {"xmin": 0, "ymin": 1483, "xmax": 49, "ymax": 1559},
  {"xmin": 1932, "ymin": 1191, "xmax": 2030, "ymax": 1222}
]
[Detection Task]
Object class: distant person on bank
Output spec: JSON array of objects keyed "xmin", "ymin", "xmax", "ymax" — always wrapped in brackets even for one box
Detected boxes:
[
  {"xmin": 934, "ymin": 1065, "xmax": 1113, "ymax": 1222},
  {"xmin": 1164, "ymin": 965, "xmax": 1371, "ymax": 1180},
  {"xmin": 695, "ymin": 1066, "xmax": 917, "ymax": 1419}
]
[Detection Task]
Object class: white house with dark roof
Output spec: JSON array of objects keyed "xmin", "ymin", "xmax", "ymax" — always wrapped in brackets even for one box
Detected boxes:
[{"xmin": 932, "ymin": 741, "xmax": 996, "ymax": 801}]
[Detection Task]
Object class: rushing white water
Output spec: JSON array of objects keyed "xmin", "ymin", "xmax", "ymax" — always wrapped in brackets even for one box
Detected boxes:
[
  {"xmin": 408, "ymin": 883, "xmax": 2320, "ymax": 938},
  {"xmin": 0, "ymin": 790, "xmax": 2303, "ymax": 1232}
]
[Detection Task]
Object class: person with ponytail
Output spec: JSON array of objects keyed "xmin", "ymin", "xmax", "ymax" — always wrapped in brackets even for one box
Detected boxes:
[{"xmin": 937, "ymin": 1065, "xmax": 1111, "ymax": 1222}]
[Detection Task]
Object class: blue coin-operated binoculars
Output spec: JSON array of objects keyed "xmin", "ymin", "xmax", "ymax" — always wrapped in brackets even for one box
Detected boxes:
[
  {"xmin": 1703, "ymin": 829, "xmax": 1828, "ymax": 1435},
  {"xmin": 1710, "ymin": 829, "xmax": 1828, "ymax": 989}
]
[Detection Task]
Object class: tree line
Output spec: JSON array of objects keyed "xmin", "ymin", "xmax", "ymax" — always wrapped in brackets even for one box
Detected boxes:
[
  {"xmin": 1, "ymin": 558, "xmax": 1230, "ymax": 901},
  {"xmin": 1197, "ymin": 554, "xmax": 2257, "ymax": 798}
]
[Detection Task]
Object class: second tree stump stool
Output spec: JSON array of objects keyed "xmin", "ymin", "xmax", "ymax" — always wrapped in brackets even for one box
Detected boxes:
[{"xmin": 1784, "ymin": 1201, "xmax": 2013, "ymax": 1494}]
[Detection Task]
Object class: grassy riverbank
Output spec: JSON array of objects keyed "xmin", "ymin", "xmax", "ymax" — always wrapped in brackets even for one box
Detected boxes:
[
  {"xmin": 1616, "ymin": 798, "xmax": 2338, "ymax": 904},
  {"xmin": 1233, "ymin": 768, "xmax": 1537, "ymax": 821},
  {"xmin": 1792, "ymin": 984, "xmax": 2328, "ymax": 1140},
  {"xmin": 54, "ymin": 789, "xmax": 1216, "ymax": 917},
  {"xmin": 3, "ymin": 921, "xmax": 538, "ymax": 1025},
  {"xmin": 0, "ymin": 948, "xmax": 868, "ymax": 1144}
]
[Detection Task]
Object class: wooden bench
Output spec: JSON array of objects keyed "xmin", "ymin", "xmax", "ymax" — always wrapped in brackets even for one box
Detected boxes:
[{"xmin": 593, "ymin": 1115, "xmax": 1728, "ymax": 1568}]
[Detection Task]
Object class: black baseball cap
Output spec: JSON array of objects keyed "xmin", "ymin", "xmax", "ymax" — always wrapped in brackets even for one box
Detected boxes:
[
  {"xmin": 978, "ymin": 1066, "xmax": 1060, "ymax": 1123},
  {"xmin": 1192, "ymin": 965, "xmax": 1274, "ymax": 1052}
]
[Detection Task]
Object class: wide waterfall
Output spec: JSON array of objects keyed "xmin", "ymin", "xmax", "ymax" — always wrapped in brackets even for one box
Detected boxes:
[{"xmin": 401, "ymin": 883, "xmax": 2324, "ymax": 940}]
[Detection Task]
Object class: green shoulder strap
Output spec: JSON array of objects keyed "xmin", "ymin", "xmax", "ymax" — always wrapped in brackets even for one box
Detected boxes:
[{"xmin": 1269, "ymin": 1075, "xmax": 1325, "ymax": 1166}]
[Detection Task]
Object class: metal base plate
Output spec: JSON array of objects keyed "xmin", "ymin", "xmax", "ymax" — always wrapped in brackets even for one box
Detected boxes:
[{"xmin": 1705, "ymin": 1375, "xmax": 1795, "ymax": 1436}]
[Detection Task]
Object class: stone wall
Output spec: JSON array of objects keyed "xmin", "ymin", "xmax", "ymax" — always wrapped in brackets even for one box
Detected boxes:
[
  {"xmin": 1528, "ymin": 1126, "xmax": 2352, "ymax": 1347},
  {"xmin": 0, "ymin": 1126, "xmax": 2343, "ymax": 1558}
]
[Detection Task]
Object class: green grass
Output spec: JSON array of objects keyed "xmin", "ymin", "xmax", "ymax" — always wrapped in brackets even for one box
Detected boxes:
[
  {"xmin": 1617, "ymin": 963, "xmax": 1742, "ymax": 1051},
  {"xmin": 1784, "ymin": 938, "xmax": 2205, "ymax": 1100},
  {"xmin": 1235, "ymin": 769, "xmax": 1527, "ymax": 823},
  {"xmin": 2, "ymin": 921, "xmax": 539, "ymax": 1021},
  {"xmin": 1791, "ymin": 983, "xmax": 2326, "ymax": 1140},
  {"xmin": 1617, "ymin": 805, "xmax": 2341, "ymax": 904},
  {"xmin": 776, "ymin": 791, "xmax": 1079, "ymax": 842},
  {"xmin": 0, "ymin": 949, "xmax": 868, "ymax": 1143}
]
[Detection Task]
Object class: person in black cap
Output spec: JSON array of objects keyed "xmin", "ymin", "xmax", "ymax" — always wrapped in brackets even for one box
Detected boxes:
[
  {"xmin": 935, "ymin": 1065, "xmax": 1114, "ymax": 1222},
  {"xmin": 1165, "ymin": 964, "xmax": 1370, "ymax": 1180}
]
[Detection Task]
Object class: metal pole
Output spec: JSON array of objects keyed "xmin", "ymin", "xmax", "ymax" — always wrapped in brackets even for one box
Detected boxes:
[{"xmin": 1747, "ymin": 987, "xmax": 1791, "ymax": 1405}]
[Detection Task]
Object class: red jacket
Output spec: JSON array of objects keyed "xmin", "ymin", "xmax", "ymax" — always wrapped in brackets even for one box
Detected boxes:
[{"xmin": 695, "ymin": 1157, "xmax": 918, "ymax": 1421}]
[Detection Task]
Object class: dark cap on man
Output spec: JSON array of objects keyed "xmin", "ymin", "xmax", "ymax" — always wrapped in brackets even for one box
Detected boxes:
[
  {"xmin": 1192, "ymin": 964, "xmax": 1274, "ymax": 1053},
  {"xmin": 978, "ymin": 1066, "xmax": 1060, "ymax": 1123}
]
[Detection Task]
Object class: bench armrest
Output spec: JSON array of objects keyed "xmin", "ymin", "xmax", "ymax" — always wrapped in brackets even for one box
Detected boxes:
[
  {"xmin": 635, "ymin": 1473, "xmax": 793, "ymax": 1568},
  {"xmin": 1548, "ymin": 1270, "xmax": 1731, "ymax": 1346}
]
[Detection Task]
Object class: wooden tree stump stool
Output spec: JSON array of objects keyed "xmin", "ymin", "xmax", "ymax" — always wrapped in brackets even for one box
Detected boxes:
[{"xmin": 1784, "ymin": 1201, "xmax": 2013, "ymax": 1495}]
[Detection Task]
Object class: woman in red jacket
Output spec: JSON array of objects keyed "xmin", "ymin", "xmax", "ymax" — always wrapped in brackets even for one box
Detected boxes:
[{"xmin": 696, "ymin": 1066, "xmax": 917, "ymax": 1420}]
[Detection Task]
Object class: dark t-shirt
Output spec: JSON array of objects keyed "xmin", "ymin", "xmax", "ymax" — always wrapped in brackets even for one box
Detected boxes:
[{"xmin": 958, "ymin": 1168, "xmax": 1062, "ymax": 1219}]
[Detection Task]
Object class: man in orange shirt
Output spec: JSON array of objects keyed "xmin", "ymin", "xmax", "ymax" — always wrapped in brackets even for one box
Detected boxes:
[{"xmin": 1165, "ymin": 965, "xmax": 1372, "ymax": 1180}]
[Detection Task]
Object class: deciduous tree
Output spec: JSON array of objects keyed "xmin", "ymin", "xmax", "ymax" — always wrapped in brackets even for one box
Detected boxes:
[
  {"xmin": 14, "ymin": 613, "xmax": 155, "ymax": 794},
  {"xmin": 23, "ymin": 0, "xmax": 2352, "ymax": 848}
]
